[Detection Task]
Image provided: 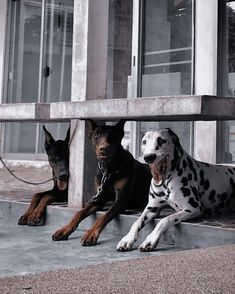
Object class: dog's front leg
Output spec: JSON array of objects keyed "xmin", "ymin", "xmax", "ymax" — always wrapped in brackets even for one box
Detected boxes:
[
  {"xmin": 139, "ymin": 209, "xmax": 201, "ymax": 252},
  {"xmin": 81, "ymin": 195, "xmax": 128, "ymax": 246},
  {"xmin": 117, "ymin": 198, "xmax": 161, "ymax": 251},
  {"xmin": 27, "ymin": 193, "xmax": 58, "ymax": 226},
  {"xmin": 18, "ymin": 190, "xmax": 53, "ymax": 225},
  {"xmin": 52, "ymin": 202, "xmax": 100, "ymax": 241}
]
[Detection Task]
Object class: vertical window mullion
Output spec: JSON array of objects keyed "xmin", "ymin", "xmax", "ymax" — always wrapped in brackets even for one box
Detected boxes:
[{"xmin": 35, "ymin": 0, "xmax": 46, "ymax": 154}]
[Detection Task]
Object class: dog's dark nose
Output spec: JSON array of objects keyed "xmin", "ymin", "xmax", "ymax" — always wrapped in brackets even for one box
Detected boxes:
[
  {"xmin": 99, "ymin": 145, "xmax": 110, "ymax": 154},
  {"xmin": 58, "ymin": 173, "xmax": 69, "ymax": 181},
  {"xmin": 144, "ymin": 153, "xmax": 157, "ymax": 164}
]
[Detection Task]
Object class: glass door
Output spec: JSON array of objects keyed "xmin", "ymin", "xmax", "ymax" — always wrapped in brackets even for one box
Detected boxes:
[
  {"xmin": 130, "ymin": 0, "xmax": 195, "ymax": 158},
  {"xmin": 3, "ymin": 0, "xmax": 73, "ymax": 158}
]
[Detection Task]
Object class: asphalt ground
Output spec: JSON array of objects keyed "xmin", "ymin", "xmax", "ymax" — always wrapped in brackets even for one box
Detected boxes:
[{"xmin": 1, "ymin": 244, "xmax": 234, "ymax": 294}]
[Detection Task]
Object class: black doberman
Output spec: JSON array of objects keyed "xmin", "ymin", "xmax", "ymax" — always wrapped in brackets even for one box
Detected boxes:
[
  {"xmin": 18, "ymin": 126, "xmax": 70, "ymax": 226},
  {"xmin": 52, "ymin": 120, "xmax": 152, "ymax": 246}
]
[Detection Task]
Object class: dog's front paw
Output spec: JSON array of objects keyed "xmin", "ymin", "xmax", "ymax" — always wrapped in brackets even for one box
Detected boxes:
[
  {"xmin": 52, "ymin": 226, "xmax": 72, "ymax": 241},
  {"xmin": 138, "ymin": 238, "xmax": 158, "ymax": 252},
  {"xmin": 18, "ymin": 214, "xmax": 29, "ymax": 225},
  {"xmin": 27, "ymin": 210, "xmax": 45, "ymax": 226},
  {"xmin": 116, "ymin": 235, "xmax": 135, "ymax": 251},
  {"xmin": 80, "ymin": 229, "xmax": 99, "ymax": 246}
]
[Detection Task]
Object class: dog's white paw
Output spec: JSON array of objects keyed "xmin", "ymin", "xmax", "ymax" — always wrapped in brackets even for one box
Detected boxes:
[
  {"xmin": 138, "ymin": 237, "xmax": 158, "ymax": 252},
  {"xmin": 116, "ymin": 235, "xmax": 135, "ymax": 251}
]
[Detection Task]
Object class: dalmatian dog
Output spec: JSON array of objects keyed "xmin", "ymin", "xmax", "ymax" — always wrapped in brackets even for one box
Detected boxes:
[{"xmin": 117, "ymin": 128, "xmax": 235, "ymax": 252}]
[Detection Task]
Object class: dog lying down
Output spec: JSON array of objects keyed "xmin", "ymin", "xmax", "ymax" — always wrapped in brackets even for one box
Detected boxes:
[{"xmin": 117, "ymin": 128, "xmax": 235, "ymax": 252}]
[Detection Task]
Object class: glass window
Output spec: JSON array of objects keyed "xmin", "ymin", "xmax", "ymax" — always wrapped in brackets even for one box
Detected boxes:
[
  {"xmin": 218, "ymin": 0, "xmax": 235, "ymax": 163},
  {"xmin": 107, "ymin": 0, "xmax": 133, "ymax": 99},
  {"xmin": 4, "ymin": 0, "xmax": 72, "ymax": 155},
  {"xmin": 138, "ymin": 0, "xmax": 194, "ymax": 156},
  {"xmin": 141, "ymin": 0, "xmax": 193, "ymax": 96}
]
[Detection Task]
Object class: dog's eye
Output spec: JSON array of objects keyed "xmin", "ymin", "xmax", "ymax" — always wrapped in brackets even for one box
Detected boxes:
[
  {"xmin": 51, "ymin": 155, "xmax": 58, "ymax": 162},
  {"xmin": 142, "ymin": 140, "xmax": 146, "ymax": 145},
  {"xmin": 94, "ymin": 132, "xmax": 101, "ymax": 139},
  {"xmin": 157, "ymin": 137, "xmax": 167, "ymax": 147}
]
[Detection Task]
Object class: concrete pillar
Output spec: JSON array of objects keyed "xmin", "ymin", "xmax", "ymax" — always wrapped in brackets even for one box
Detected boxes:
[
  {"xmin": 68, "ymin": 0, "xmax": 109, "ymax": 207},
  {"xmin": 0, "ymin": 0, "xmax": 8, "ymax": 151},
  {"xmin": 0, "ymin": 0, "xmax": 8, "ymax": 104},
  {"xmin": 194, "ymin": 0, "xmax": 218, "ymax": 164}
]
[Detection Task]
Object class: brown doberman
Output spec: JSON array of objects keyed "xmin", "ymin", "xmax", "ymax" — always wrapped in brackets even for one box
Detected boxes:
[
  {"xmin": 18, "ymin": 126, "xmax": 70, "ymax": 226},
  {"xmin": 52, "ymin": 120, "xmax": 152, "ymax": 246}
]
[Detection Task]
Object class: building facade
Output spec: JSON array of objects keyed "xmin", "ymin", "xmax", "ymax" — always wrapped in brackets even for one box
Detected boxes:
[{"xmin": 0, "ymin": 0, "xmax": 234, "ymax": 205}]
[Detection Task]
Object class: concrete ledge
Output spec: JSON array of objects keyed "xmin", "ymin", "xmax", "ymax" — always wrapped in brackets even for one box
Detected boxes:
[
  {"xmin": 0, "ymin": 95, "xmax": 235, "ymax": 122},
  {"xmin": 1, "ymin": 200, "xmax": 234, "ymax": 250}
]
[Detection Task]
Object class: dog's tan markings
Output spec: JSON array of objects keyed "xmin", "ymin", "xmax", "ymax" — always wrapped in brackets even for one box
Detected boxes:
[{"xmin": 114, "ymin": 176, "xmax": 129, "ymax": 190}]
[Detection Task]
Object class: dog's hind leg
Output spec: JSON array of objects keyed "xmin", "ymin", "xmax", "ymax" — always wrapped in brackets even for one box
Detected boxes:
[
  {"xmin": 27, "ymin": 192, "xmax": 57, "ymax": 226},
  {"xmin": 117, "ymin": 199, "xmax": 162, "ymax": 251},
  {"xmin": 138, "ymin": 209, "xmax": 201, "ymax": 252},
  {"xmin": 18, "ymin": 191, "xmax": 51, "ymax": 225}
]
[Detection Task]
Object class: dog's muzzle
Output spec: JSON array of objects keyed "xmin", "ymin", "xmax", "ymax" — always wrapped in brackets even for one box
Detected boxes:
[
  {"xmin": 144, "ymin": 153, "xmax": 157, "ymax": 164},
  {"xmin": 145, "ymin": 155, "xmax": 169, "ymax": 185},
  {"xmin": 56, "ymin": 173, "xmax": 69, "ymax": 191}
]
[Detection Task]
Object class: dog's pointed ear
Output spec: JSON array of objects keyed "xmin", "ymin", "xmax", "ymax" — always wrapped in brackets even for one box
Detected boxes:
[
  {"xmin": 87, "ymin": 119, "xmax": 97, "ymax": 138},
  {"xmin": 65, "ymin": 127, "xmax": 70, "ymax": 145},
  {"xmin": 115, "ymin": 120, "xmax": 126, "ymax": 130},
  {"xmin": 167, "ymin": 128, "xmax": 183, "ymax": 157},
  {"xmin": 43, "ymin": 125, "xmax": 55, "ymax": 152}
]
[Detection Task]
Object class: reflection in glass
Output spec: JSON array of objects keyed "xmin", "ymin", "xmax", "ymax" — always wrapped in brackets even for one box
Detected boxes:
[
  {"xmin": 139, "ymin": 0, "xmax": 193, "ymax": 156},
  {"xmin": 107, "ymin": 0, "xmax": 133, "ymax": 99},
  {"xmin": 4, "ymin": 0, "xmax": 73, "ymax": 154},
  {"xmin": 219, "ymin": 0, "xmax": 235, "ymax": 163}
]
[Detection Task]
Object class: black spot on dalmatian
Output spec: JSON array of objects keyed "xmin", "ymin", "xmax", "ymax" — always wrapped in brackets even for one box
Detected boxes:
[
  {"xmin": 199, "ymin": 170, "xmax": 205, "ymax": 186},
  {"xmin": 178, "ymin": 168, "xmax": 183, "ymax": 177},
  {"xmin": 191, "ymin": 187, "xmax": 199, "ymax": 201},
  {"xmin": 228, "ymin": 168, "xmax": 234, "ymax": 175},
  {"xmin": 186, "ymin": 157, "xmax": 197, "ymax": 181},
  {"xmin": 188, "ymin": 173, "xmax": 192, "ymax": 181},
  {"xmin": 144, "ymin": 215, "xmax": 148, "ymax": 222},
  {"xmin": 150, "ymin": 191, "xmax": 155, "ymax": 198},
  {"xmin": 203, "ymin": 179, "xmax": 210, "ymax": 191},
  {"xmin": 147, "ymin": 207, "xmax": 158, "ymax": 213},
  {"xmin": 181, "ymin": 187, "xmax": 191, "ymax": 197},
  {"xmin": 159, "ymin": 200, "xmax": 166, "ymax": 204},
  {"xmin": 175, "ymin": 203, "xmax": 179, "ymax": 208},
  {"xmin": 157, "ymin": 137, "xmax": 167, "ymax": 147},
  {"xmin": 208, "ymin": 190, "xmax": 216, "ymax": 202},
  {"xmin": 183, "ymin": 160, "xmax": 187, "ymax": 169},
  {"xmin": 181, "ymin": 177, "xmax": 188, "ymax": 186},
  {"xmin": 155, "ymin": 191, "xmax": 166, "ymax": 197},
  {"xmin": 184, "ymin": 209, "xmax": 192, "ymax": 213},
  {"xmin": 188, "ymin": 197, "xmax": 199, "ymax": 208},
  {"xmin": 174, "ymin": 218, "xmax": 179, "ymax": 223},
  {"xmin": 230, "ymin": 178, "xmax": 235, "ymax": 189}
]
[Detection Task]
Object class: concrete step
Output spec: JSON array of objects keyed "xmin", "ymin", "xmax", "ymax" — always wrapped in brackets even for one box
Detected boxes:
[{"xmin": 1, "ymin": 199, "xmax": 234, "ymax": 250}]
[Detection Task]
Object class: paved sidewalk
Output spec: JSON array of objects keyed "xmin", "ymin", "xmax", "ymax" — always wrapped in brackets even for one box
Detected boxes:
[
  {"xmin": 0, "ymin": 216, "xmax": 181, "ymax": 278},
  {"xmin": 1, "ymin": 244, "xmax": 234, "ymax": 294}
]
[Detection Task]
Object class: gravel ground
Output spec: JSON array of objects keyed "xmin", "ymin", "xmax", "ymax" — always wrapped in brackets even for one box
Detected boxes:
[{"xmin": 1, "ymin": 244, "xmax": 234, "ymax": 294}]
